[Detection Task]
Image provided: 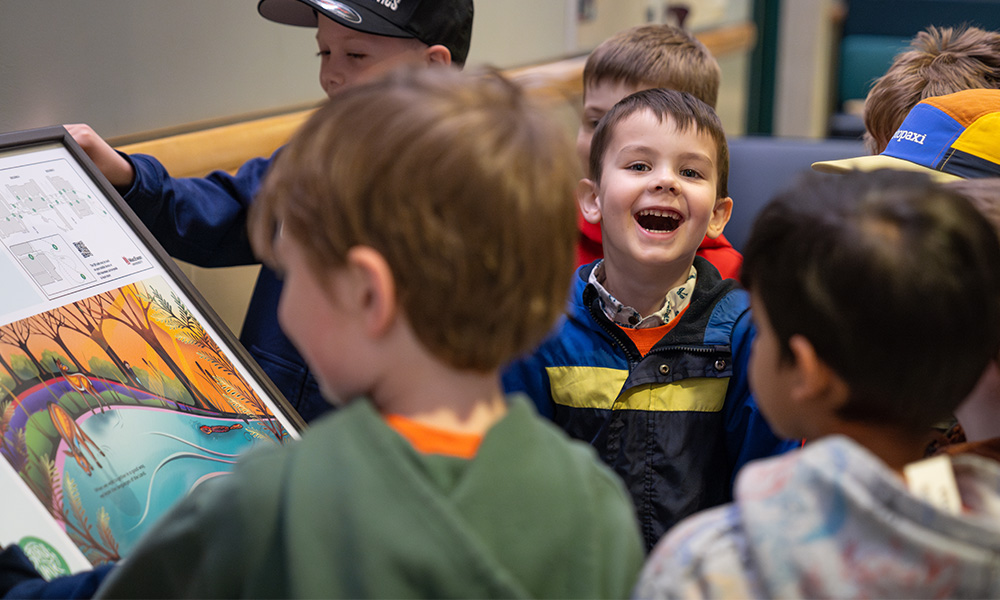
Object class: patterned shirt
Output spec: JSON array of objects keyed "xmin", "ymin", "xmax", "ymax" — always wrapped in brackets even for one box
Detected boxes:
[{"xmin": 588, "ymin": 260, "xmax": 697, "ymax": 329}]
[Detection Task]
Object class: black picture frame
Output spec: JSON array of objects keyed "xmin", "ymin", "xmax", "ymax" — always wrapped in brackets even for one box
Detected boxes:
[{"xmin": 0, "ymin": 126, "xmax": 305, "ymax": 577}]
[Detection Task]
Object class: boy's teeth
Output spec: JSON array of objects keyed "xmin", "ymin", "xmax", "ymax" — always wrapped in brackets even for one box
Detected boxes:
[{"xmin": 635, "ymin": 210, "xmax": 680, "ymax": 232}]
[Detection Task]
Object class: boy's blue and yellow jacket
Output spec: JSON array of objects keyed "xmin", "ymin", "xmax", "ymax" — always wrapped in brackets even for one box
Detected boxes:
[{"xmin": 502, "ymin": 258, "xmax": 797, "ymax": 551}]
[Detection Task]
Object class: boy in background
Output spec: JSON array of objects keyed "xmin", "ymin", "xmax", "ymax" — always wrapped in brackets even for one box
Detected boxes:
[
  {"xmin": 93, "ymin": 67, "xmax": 645, "ymax": 598},
  {"xmin": 637, "ymin": 169, "xmax": 1000, "ymax": 599},
  {"xmin": 862, "ymin": 24, "xmax": 1000, "ymax": 155},
  {"xmin": 503, "ymin": 88, "xmax": 795, "ymax": 551},
  {"xmin": 814, "ymin": 89, "xmax": 1000, "ymax": 182},
  {"xmin": 574, "ymin": 24, "xmax": 743, "ymax": 278},
  {"xmin": 67, "ymin": 0, "xmax": 474, "ymax": 422}
]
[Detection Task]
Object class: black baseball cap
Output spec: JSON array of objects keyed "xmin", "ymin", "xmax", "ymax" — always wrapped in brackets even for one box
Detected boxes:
[{"xmin": 257, "ymin": 0, "xmax": 473, "ymax": 65}]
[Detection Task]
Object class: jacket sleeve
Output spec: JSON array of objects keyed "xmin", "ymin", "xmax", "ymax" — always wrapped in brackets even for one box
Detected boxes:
[
  {"xmin": 501, "ymin": 351, "xmax": 556, "ymax": 420},
  {"xmin": 118, "ymin": 150, "xmax": 279, "ymax": 268},
  {"xmin": 721, "ymin": 308, "xmax": 800, "ymax": 485},
  {"xmin": 0, "ymin": 544, "xmax": 113, "ymax": 599}
]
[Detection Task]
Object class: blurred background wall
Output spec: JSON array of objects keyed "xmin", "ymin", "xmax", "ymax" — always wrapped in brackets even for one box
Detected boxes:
[{"xmin": 0, "ymin": 0, "xmax": 755, "ymax": 140}]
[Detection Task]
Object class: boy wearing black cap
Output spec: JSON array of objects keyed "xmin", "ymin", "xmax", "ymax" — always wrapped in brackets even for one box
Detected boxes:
[{"xmin": 65, "ymin": 0, "xmax": 473, "ymax": 423}]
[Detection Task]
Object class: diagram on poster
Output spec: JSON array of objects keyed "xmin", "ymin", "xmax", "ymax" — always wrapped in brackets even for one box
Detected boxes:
[
  {"xmin": 0, "ymin": 155, "xmax": 151, "ymax": 300},
  {"xmin": 0, "ymin": 276, "xmax": 294, "ymax": 572},
  {"xmin": 0, "ymin": 132, "xmax": 302, "ymax": 578}
]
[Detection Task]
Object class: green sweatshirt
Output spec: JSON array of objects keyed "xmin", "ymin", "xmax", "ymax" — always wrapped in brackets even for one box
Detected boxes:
[{"xmin": 96, "ymin": 395, "xmax": 644, "ymax": 598}]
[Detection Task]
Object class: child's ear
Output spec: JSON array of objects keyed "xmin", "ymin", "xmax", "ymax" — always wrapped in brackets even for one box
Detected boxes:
[
  {"xmin": 424, "ymin": 44, "xmax": 452, "ymax": 66},
  {"xmin": 706, "ymin": 196, "xmax": 733, "ymax": 239},
  {"xmin": 787, "ymin": 334, "xmax": 849, "ymax": 412},
  {"xmin": 345, "ymin": 246, "xmax": 397, "ymax": 337},
  {"xmin": 577, "ymin": 178, "xmax": 602, "ymax": 225}
]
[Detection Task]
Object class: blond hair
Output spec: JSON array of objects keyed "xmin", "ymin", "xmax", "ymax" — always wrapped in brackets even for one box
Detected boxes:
[
  {"xmin": 251, "ymin": 67, "xmax": 580, "ymax": 371},
  {"xmin": 583, "ymin": 24, "xmax": 720, "ymax": 108},
  {"xmin": 864, "ymin": 25, "xmax": 1000, "ymax": 154}
]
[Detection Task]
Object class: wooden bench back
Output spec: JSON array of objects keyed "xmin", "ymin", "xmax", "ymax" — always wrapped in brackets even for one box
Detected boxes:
[{"xmin": 116, "ymin": 56, "xmax": 588, "ymax": 177}]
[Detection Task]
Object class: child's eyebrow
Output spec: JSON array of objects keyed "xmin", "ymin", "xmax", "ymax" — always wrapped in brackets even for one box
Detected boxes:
[
  {"xmin": 616, "ymin": 144, "xmax": 714, "ymax": 165},
  {"xmin": 616, "ymin": 143, "xmax": 656, "ymax": 155},
  {"xmin": 678, "ymin": 151, "xmax": 714, "ymax": 165}
]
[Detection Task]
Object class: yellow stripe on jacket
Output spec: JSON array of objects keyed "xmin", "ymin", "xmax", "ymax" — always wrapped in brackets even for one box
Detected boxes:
[{"xmin": 546, "ymin": 365, "xmax": 729, "ymax": 412}]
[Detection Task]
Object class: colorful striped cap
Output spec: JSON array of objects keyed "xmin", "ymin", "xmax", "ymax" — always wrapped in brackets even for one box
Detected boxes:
[{"xmin": 813, "ymin": 89, "xmax": 1000, "ymax": 182}]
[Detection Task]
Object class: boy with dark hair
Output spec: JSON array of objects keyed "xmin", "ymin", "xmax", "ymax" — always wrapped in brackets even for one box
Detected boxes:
[
  {"xmin": 88, "ymin": 66, "xmax": 644, "ymax": 598},
  {"xmin": 574, "ymin": 24, "xmax": 742, "ymax": 278},
  {"xmin": 815, "ymin": 88, "xmax": 1000, "ymax": 456},
  {"xmin": 637, "ymin": 169, "xmax": 1000, "ymax": 598},
  {"xmin": 863, "ymin": 24, "xmax": 1000, "ymax": 155},
  {"xmin": 66, "ymin": 0, "xmax": 474, "ymax": 423},
  {"xmin": 503, "ymin": 87, "xmax": 795, "ymax": 551}
]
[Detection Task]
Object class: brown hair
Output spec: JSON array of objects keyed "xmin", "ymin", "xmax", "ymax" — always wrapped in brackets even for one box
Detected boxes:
[
  {"xmin": 864, "ymin": 25, "xmax": 1000, "ymax": 154},
  {"xmin": 583, "ymin": 24, "xmax": 720, "ymax": 109},
  {"xmin": 251, "ymin": 67, "xmax": 580, "ymax": 371},
  {"xmin": 589, "ymin": 88, "xmax": 729, "ymax": 198}
]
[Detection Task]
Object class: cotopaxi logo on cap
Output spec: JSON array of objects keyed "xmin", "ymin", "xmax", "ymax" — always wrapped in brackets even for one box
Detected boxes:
[
  {"xmin": 892, "ymin": 129, "xmax": 927, "ymax": 145},
  {"xmin": 316, "ymin": 0, "xmax": 363, "ymax": 23}
]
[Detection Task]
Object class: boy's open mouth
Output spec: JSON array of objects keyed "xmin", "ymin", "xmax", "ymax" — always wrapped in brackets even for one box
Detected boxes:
[{"xmin": 635, "ymin": 209, "xmax": 681, "ymax": 233}]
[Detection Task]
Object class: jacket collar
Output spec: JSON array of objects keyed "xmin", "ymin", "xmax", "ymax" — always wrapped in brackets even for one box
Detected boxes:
[{"xmin": 569, "ymin": 257, "xmax": 735, "ymax": 345}]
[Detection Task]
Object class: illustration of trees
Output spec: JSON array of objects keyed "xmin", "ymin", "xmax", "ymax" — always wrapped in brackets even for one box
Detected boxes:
[
  {"xmin": 10, "ymin": 355, "xmax": 39, "ymax": 382},
  {"xmin": 99, "ymin": 284, "xmax": 212, "ymax": 410},
  {"xmin": 0, "ymin": 353, "xmax": 22, "ymax": 387},
  {"xmin": 62, "ymin": 296, "xmax": 137, "ymax": 387},
  {"xmin": 30, "ymin": 311, "xmax": 86, "ymax": 373},
  {"xmin": 0, "ymin": 320, "xmax": 45, "ymax": 380},
  {"xmin": 39, "ymin": 350, "xmax": 70, "ymax": 376}
]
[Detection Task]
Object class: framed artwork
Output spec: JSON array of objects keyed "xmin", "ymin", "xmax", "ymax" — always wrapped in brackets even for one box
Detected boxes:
[{"xmin": 0, "ymin": 127, "xmax": 304, "ymax": 578}]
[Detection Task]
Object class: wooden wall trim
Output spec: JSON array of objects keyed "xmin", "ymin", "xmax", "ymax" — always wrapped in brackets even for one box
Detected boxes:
[{"xmin": 117, "ymin": 20, "xmax": 756, "ymax": 178}]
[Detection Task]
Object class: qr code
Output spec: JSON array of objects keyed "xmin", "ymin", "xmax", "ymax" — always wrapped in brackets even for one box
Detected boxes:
[{"xmin": 73, "ymin": 240, "xmax": 92, "ymax": 258}]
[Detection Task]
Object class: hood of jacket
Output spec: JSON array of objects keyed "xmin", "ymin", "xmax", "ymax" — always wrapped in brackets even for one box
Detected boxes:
[
  {"xmin": 567, "ymin": 257, "xmax": 745, "ymax": 351},
  {"xmin": 736, "ymin": 435, "xmax": 1000, "ymax": 598}
]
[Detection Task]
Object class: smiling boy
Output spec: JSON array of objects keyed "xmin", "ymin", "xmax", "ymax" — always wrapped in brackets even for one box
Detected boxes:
[
  {"xmin": 572, "ymin": 24, "xmax": 742, "ymax": 278},
  {"xmin": 503, "ymin": 88, "xmax": 795, "ymax": 551},
  {"xmin": 579, "ymin": 98, "xmax": 728, "ymax": 307}
]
